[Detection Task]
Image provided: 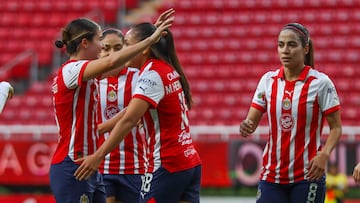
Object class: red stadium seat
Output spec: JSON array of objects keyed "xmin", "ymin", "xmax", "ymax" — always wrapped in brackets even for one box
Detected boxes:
[{"xmin": 0, "ymin": 0, "xmax": 358, "ymax": 125}]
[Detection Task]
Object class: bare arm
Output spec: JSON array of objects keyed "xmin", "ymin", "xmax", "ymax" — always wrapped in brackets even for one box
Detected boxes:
[
  {"xmin": 98, "ymin": 109, "xmax": 126, "ymax": 134},
  {"xmin": 74, "ymin": 98, "xmax": 150, "ymax": 180},
  {"xmin": 82, "ymin": 12, "xmax": 174, "ymax": 81},
  {"xmin": 321, "ymin": 110, "xmax": 342, "ymax": 156},
  {"xmin": 239, "ymin": 107, "xmax": 264, "ymax": 137},
  {"xmin": 308, "ymin": 110, "xmax": 342, "ymax": 180}
]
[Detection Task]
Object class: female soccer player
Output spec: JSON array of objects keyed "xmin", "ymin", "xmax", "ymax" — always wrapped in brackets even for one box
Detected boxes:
[
  {"xmin": 49, "ymin": 10, "xmax": 174, "ymax": 203},
  {"xmin": 96, "ymin": 28, "xmax": 145, "ymax": 203},
  {"xmin": 74, "ymin": 23, "xmax": 202, "ymax": 203},
  {"xmin": 239, "ymin": 23, "xmax": 342, "ymax": 203}
]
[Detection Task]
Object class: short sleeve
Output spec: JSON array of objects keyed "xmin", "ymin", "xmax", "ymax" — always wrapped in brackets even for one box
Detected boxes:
[
  {"xmin": 317, "ymin": 76, "xmax": 340, "ymax": 115},
  {"xmin": 251, "ymin": 73, "xmax": 268, "ymax": 112},
  {"xmin": 133, "ymin": 70, "xmax": 164, "ymax": 108},
  {"xmin": 62, "ymin": 61, "xmax": 89, "ymax": 89},
  {"xmin": 128, "ymin": 68, "xmax": 140, "ymax": 94}
]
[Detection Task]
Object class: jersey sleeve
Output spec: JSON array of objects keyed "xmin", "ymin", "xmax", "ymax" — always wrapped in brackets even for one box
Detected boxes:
[
  {"xmin": 251, "ymin": 73, "xmax": 268, "ymax": 112},
  {"xmin": 129, "ymin": 68, "xmax": 140, "ymax": 95},
  {"xmin": 62, "ymin": 60, "xmax": 89, "ymax": 89},
  {"xmin": 0, "ymin": 81, "xmax": 12, "ymax": 113},
  {"xmin": 317, "ymin": 75, "xmax": 340, "ymax": 115},
  {"xmin": 133, "ymin": 70, "xmax": 164, "ymax": 108}
]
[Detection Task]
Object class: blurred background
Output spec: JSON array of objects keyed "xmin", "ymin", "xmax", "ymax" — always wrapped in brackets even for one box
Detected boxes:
[{"xmin": 0, "ymin": 0, "xmax": 359, "ymax": 202}]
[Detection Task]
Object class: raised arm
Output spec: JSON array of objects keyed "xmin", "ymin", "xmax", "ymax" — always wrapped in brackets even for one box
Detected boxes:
[
  {"xmin": 82, "ymin": 13, "xmax": 174, "ymax": 81},
  {"xmin": 154, "ymin": 8, "xmax": 175, "ymax": 27}
]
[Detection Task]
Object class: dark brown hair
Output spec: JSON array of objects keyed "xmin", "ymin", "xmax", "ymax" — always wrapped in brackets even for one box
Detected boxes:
[
  {"xmin": 131, "ymin": 22, "xmax": 193, "ymax": 109},
  {"xmin": 282, "ymin": 23, "xmax": 315, "ymax": 68},
  {"xmin": 55, "ymin": 18, "xmax": 100, "ymax": 55},
  {"xmin": 102, "ymin": 28, "xmax": 124, "ymax": 41}
]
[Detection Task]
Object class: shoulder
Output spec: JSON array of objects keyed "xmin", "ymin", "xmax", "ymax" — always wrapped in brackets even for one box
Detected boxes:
[
  {"xmin": 62, "ymin": 60, "xmax": 89, "ymax": 72},
  {"xmin": 308, "ymin": 68, "xmax": 334, "ymax": 83},
  {"xmin": 259, "ymin": 69, "xmax": 280, "ymax": 81},
  {"xmin": 141, "ymin": 60, "xmax": 171, "ymax": 77},
  {"xmin": 0, "ymin": 81, "xmax": 11, "ymax": 88}
]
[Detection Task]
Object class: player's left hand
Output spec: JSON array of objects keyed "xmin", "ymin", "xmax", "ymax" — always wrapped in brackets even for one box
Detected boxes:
[
  {"xmin": 307, "ymin": 152, "xmax": 328, "ymax": 181},
  {"xmin": 74, "ymin": 153, "xmax": 102, "ymax": 181}
]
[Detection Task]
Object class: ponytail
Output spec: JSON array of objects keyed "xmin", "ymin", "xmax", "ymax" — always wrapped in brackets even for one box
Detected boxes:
[{"xmin": 132, "ymin": 23, "xmax": 193, "ymax": 109}]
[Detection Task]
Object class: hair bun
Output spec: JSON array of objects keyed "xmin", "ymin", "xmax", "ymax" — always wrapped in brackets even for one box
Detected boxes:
[{"xmin": 54, "ymin": 40, "xmax": 65, "ymax": 48}]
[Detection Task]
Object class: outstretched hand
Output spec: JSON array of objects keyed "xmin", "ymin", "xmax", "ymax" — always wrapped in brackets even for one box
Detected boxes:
[
  {"xmin": 149, "ymin": 10, "xmax": 175, "ymax": 43},
  {"xmin": 155, "ymin": 8, "xmax": 175, "ymax": 27}
]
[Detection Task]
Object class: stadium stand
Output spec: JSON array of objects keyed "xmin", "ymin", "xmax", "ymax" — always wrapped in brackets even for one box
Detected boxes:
[
  {"xmin": 157, "ymin": 0, "xmax": 360, "ymax": 125},
  {"xmin": 0, "ymin": 0, "xmax": 359, "ymax": 126},
  {"xmin": 0, "ymin": 0, "xmax": 139, "ymax": 124}
]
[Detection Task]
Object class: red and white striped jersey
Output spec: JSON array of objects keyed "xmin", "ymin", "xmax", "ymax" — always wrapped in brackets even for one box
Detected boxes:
[
  {"xmin": 251, "ymin": 66, "xmax": 340, "ymax": 184},
  {"xmin": 133, "ymin": 59, "xmax": 201, "ymax": 173},
  {"xmin": 51, "ymin": 60, "xmax": 98, "ymax": 164},
  {"xmin": 96, "ymin": 68, "xmax": 147, "ymax": 174}
]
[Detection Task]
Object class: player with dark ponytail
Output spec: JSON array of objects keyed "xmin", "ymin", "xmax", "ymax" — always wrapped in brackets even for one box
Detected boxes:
[{"xmin": 75, "ymin": 21, "xmax": 201, "ymax": 203}]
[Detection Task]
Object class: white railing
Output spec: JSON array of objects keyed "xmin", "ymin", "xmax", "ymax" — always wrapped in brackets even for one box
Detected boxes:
[
  {"xmin": 0, "ymin": 125, "xmax": 359, "ymax": 141},
  {"xmin": 0, "ymin": 50, "xmax": 39, "ymax": 83}
]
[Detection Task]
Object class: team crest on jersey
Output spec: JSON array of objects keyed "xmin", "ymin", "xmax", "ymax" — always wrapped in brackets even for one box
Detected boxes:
[
  {"xmin": 257, "ymin": 91, "xmax": 265, "ymax": 101},
  {"xmin": 104, "ymin": 105, "xmax": 120, "ymax": 119},
  {"xmin": 79, "ymin": 194, "xmax": 89, "ymax": 203},
  {"xmin": 107, "ymin": 90, "xmax": 117, "ymax": 102},
  {"xmin": 279, "ymin": 113, "xmax": 294, "ymax": 132},
  {"xmin": 282, "ymin": 98, "xmax": 291, "ymax": 110}
]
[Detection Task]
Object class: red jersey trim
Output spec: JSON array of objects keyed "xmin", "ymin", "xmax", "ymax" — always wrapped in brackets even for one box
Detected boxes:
[
  {"xmin": 133, "ymin": 94, "xmax": 158, "ymax": 108},
  {"xmin": 276, "ymin": 66, "xmax": 311, "ymax": 81},
  {"xmin": 323, "ymin": 105, "xmax": 340, "ymax": 115},
  {"xmin": 77, "ymin": 61, "xmax": 90, "ymax": 86},
  {"xmin": 251, "ymin": 102, "xmax": 266, "ymax": 112}
]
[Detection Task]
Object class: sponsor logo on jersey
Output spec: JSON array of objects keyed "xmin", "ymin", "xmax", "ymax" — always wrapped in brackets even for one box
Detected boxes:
[
  {"xmin": 178, "ymin": 130, "xmax": 192, "ymax": 145},
  {"xmin": 284, "ymin": 90, "xmax": 293, "ymax": 97},
  {"xmin": 279, "ymin": 113, "xmax": 294, "ymax": 132},
  {"xmin": 139, "ymin": 86, "xmax": 148, "ymax": 93},
  {"xmin": 184, "ymin": 147, "xmax": 196, "ymax": 157},
  {"xmin": 138, "ymin": 78, "xmax": 157, "ymax": 87},
  {"xmin": 104, "ymin": 105, "xmax": 120, "ymax": 120}
]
